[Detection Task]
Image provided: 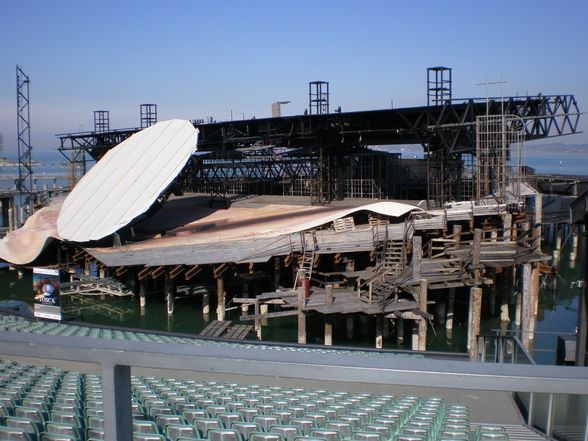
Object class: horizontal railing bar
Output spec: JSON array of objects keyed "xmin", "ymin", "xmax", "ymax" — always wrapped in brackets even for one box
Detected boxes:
[{"xmin": 1, "ymin": 331, "xmax": 587, "ymax": 395}]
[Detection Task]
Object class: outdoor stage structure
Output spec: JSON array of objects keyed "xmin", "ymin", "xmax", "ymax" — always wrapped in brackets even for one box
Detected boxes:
[
  {"xmin": 16, "ymin": 67, "xmax": 582, "ymax": 357},
  {"xmin": 56, "ymin": 67, "xmax": 581, "ymax": 208}
]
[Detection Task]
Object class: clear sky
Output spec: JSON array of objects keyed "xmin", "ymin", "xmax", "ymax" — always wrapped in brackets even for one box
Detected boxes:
[{"xmin": 0, "ymin": 0, "xmax": 587, "ymax": 151}]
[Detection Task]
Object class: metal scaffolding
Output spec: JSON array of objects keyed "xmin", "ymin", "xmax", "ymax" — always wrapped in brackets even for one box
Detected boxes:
[
  {"xmin": 309, "ymin": 81, "xmax": 329, "ymax": 114},
  {"xmin": 427, "ymin": 67, "xmax": 452, "ymax": 106},
  {"xmin": 94, "ymin": 110, "xmax": 110, "ymax": 133},
  {"xmin": 140, "ymin": 104, "xmax": 157, "ymax": 128},
  {"xmin": 16, "ymin": 65, "xmax": 34, "ymax": 218},
  {"xmin": 475, "ymin": 114, "xmax": 525, "ymax": 201}
]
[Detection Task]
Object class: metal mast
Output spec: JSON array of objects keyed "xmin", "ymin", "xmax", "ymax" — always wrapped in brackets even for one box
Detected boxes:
[{"xmin": 16, "ymin": 65, "xmax": 34, "ymax": 218}]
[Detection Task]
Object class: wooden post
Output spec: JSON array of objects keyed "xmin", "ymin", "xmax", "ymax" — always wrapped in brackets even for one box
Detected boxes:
[
  {"xmin": 359, "ymin": 315, "xmax": 368, "ymax": 337},
  {"xmin": 530, "ymin": 263, "xmax": 541, "ymax": 340},
  {"xmin": 500, "ymin": 267, "xmax": 511, "ymax": 323},
  {"xmin": 274, "ymin": 256, "xmax": 281, "ymax": 290},
  {"xmin": 446, "ymin": 288, "xmax": 456, "ymax": 331},
  {"xmin": 554, "ymin": 228, "xmax": 562, "ymax": 262},
  {"xmin": 324, "ymin": 285, "xmax": 333, "ymax": 346},
  {"xmin": 418, "ymin": 279, "xmax": 428, "ymax": 351},
  {"xmin": 376, "ymin": 316, "xmax": 383, "ymax": 349},
  {"xmin": 489, "ymin": 269, "xmax": 497, "ymax": 315},
  {"xmin": 346, "ymin": 315, "xmax": 354, "ymax": 339},
  {"xmin": 412, "ymin": 235, "xmax": 422, "ymax": 280},
  {"xmin": 397, "ymin": 318, "xmax": 405, "ymax": 344},
  {"xmin": 297, "ymin": 269, "xmax": 306, "ymax": 344},
  {"xmin": 202, "ymin": 291, "xmax": 210, "ymax": 316},
  {"xmin": 139, "ymin": 278, "xmax": 147, "ymax": 309},
  {"xmin": 571, "ymin": 227, "xmax": 578, "ymax": 263},
  {"xmin": 522, "ymin": 263, "xmax": 533, "ymax": 348},
  {"xmin": 165, "ymin": 274, "xmax": 175, "ymax": 316},
  {"xmin": 260, "ymin": 303, "xmax": 269, "ymax": 326},
  {"xmin": 216, "ymin": 276, "xmax": 225, "ymax": 321},
  {"xmin": 241, "ymin": 282, "xmax": 250, "ymax": 314},
  {"xmin": 453, "ymin": 224, "xmax": 462, "ymax": 247},
  {"xmin": 473, "ymin": 229, "xmax": 482, "ymax": 284},
  {"xmin": 383, "ymin": 318, "xmax": 390, "ymax": 337},
  {"xmin": 411, "ymin": 323, "xmax": 419, "ymax": 351},
  {"xmin": 254, "ymin": 300, "xmax": 262, "ymax": 340},
  {"xmin": 503, "ymin": 213, "xmax": 512, "ymax": 239},
  {"xmin": 515, "ymin": 290, "xmax": 522, "ymax": 328},
  {"xmin": 468, "ymin": 287, "xmax": 482, "ymax": 360}
]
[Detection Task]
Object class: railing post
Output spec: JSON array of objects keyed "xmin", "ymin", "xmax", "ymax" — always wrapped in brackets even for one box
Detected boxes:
[
  {"xmin": 101, "ymin": 362, "xmax": 133, "ymax": 441},
  {"xmin": 528, "ymin": 392, "xmax": 535, "ymax": 427},
  {"xmin": 546, "ymin": 393, "xmax": 554, "ymax": 438},
  {"xmin": 583, "ymin": 410, "xmax": 588, "ymax": 441}
]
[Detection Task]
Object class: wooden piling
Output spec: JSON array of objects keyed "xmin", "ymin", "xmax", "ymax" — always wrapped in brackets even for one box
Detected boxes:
[
  {"xmin": 165, "ymin": 274, "xmax": 175, "ymax": 315},
  {"xmin": 418, "ymin": 279, "xmax": 428, "ymax": 351},
  {"xmin": 216, "ymin": 276, "xmax": 225, "ymax": 321},
  {"xmin": 500, "ymin": 268, "xmax": 511, "ymax": 323},
  {"xmin": 254, "ymin": 300, "xmax": 262, "ymax": 340},
  {"xmin": 274, "ymin": 256, "xmax": 281, "ymax": 290},
  {"xmin": 139, "ymin": 278, "xmax": 147, "ymax": 309},
  {"xmin": 397, "ymin": 318, "xmax": 404, "ymax": 344},
  {"xmin": 324, "ymin": 285, "xmax": 333, "ymax": 346},
  {"xmin": 446, "ymin": 288, "xmax": 455, "ymax": 331},
  {"xmin": 376, "ymin": 316, "xmax": 383, "ymax": 349},
  {"xmin": 522, "ymin": 263, "xmax": 533, "ymax": 348},
  {"xmin": 346, "ymin": 315, "xmax": 354, "ymax": 339},
  {"xmin": 241, "ymin": 282, "xmax": 250, "ymax": 314},
  {"xmin": 467, "ymin": 286, "xmax": 482, "ymax": 360},
  {"xmin": 297, "ymin": 269, "xmax": 306, "ymax": 344}
]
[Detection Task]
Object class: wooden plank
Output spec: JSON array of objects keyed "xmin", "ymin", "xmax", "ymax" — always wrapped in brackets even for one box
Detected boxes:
[
  {"xmin": 240, "ymin": 310, "xmax": 299, "ymax": 321},
  {"xmin": 199, "ymin": 320, "xmax": 232, "ymax": 337}
]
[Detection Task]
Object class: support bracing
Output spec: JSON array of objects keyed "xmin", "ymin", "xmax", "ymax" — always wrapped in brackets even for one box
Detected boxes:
[{"xmin": 16, "ymin": 65, "xmax": 34, "ymax": 218}]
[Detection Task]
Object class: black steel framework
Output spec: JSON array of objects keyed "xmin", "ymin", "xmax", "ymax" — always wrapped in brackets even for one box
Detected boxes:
[
  {"xmin": 309, "ymin": 81, "xmax": 329, "ymax": 115},
  {"xmin": 94, "ymin": 110, "xmax": 110, "ymax": 133},
  {"xmin": 16, "ymin": 65, "xmax": 33, "ymax": 218},
  {"xmin": 57, "ymin": 94, "xmax": 581, "ymax": 205},
  {"xmin": 427, "ymin": 67, "xmax": 452, "ymax": 106},
  {"xmin": 140, "ymin": 104, "xmax": 157, "ymax": 129}
]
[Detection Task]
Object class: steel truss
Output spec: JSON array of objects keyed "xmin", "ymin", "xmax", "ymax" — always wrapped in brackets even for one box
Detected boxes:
[
  {"xmin": 189, "ymin": 147, "xmax": 401, "ymax": 201},
  {"xmin": 16, "ymin": 66, "xmax": 34, "ymax": 218},
  {"xmin": 56, "ymin": 95, "xmax": 580, "ymax": 204}
]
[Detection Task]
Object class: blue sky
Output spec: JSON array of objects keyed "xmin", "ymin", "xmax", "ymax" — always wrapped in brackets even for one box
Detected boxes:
[{"xmin": 0, "ymin": 0, "xmax": 587, "ymax": 151}]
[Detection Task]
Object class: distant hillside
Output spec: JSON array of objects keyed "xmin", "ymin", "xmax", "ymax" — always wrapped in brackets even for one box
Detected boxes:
[{"xmin": 524, "ymin": 143, "xmax": 588, "ymax": 154}]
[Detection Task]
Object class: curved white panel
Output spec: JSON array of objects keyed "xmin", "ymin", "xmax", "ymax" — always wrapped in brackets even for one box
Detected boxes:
[{"xmin": 57, "ymin": 119, "xmax": 198, "ymax": 242}]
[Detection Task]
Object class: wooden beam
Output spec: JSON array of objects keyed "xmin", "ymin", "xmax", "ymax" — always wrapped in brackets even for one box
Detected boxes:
[
  {"xmin": 169, "ymin": 265, "xmax": 185, "ymax": 279},
  {"xmin": 241, "ymin": 309, "xmax": 299, "ymax": 321},
  {"xmin": 150, "ymin": 266, "xmax": 166, "ymax": 279},
  {"xmin": 214, "ymin": 263, "xmax": 229, "ymax": 278},
  {"xmin": 185, "ymin": 265, "xmax": 201, "ymax": 281},
  {"xmin": 137, "ymin": 267, "xmax": 151, "ymax": 281},
  {"xmin": 115, "ymin": 266, "xmax": 128, "ymax": 277}
]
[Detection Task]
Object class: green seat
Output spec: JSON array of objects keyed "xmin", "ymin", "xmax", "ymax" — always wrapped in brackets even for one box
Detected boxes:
[
  {"xmin": 0, "ymin": 426, "xmax": 33, "ymax": 441},
  {"xmin": 132, "ymin": 419, "xmax": 159, "ymax": 434},
  {"xmin": 193, "ymin": 417, "xmax": 222, "ymax": 436},
  {"xmin": 164, "ymin": 424, "xmax": 199, "ymax": 441},
  {"xmin": 325, "ymin": 421, "xmax": 353, "ymax": 438},
  {"xmin": 133, "ymin": 434, "xmax": 166, "ymax": 441},
  {"xmin": 309, "ymin": 428, "xmax": 344, "ymax": 441},
  {"xmin": 40, "ymin": 434, "xmax": 76, "ymax": 441},
  {"xmin": 350, "ymin": 431, "xmax": 384, "ymax": 441},
  {"xmin": 207, "ymin": 428, "xmax": 243, "ymax": 441},
  {"xmin": 5, "ymin": 416, "xmax": 42, "ymax": 441},
  {"xmin": 231, "ymin": 421, "xmax": 262, "ymax": 440},
  {"xmin": 44, "ymin": 422, "xmax": 82, "ymax": 440},
  {"xmin": 248, "ymin": 432, "xmax": 285, "ymax": 441},
  {"xmin": 271, "ymin": 424, "xmax": 303, "ymax": 441}
]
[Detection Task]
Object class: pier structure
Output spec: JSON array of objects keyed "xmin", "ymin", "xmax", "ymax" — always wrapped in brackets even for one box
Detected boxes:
[{"xmin": 2, "ymin": 69, "xmax": 584, "ymax": 359}]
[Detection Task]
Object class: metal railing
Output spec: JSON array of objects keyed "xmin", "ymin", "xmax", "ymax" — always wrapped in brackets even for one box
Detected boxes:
[
  {"xmin": 1, "ymin": 330, "xmax": 587, "ymax": 441},
  {"xmin": 476, "ymin": 334, "xmax": 536, "ymax": 364}
]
